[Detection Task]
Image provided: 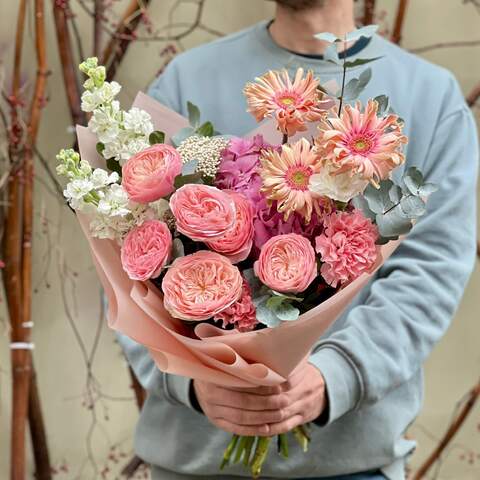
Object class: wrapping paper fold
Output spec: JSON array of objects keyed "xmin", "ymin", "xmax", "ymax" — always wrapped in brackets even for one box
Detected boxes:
[{"xmin": 76, "ymin": 92, "xmax": 399, "ymax": 388}]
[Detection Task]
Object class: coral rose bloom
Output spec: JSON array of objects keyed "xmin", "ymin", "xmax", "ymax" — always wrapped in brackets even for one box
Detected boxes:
[
  {"xmin": 260, "ymin": 138, "xmax": 323, "ymax": 223},
  {"xmin": 169, "ymin": 184, "xmax": 236, "ymax": 241},
  {"xmin": 122, "ymin": 144, "xmax": 182, "ymax": 203},
  {"xmin": 316, "ymin": 100, "xmax": 407, "ymax": 185},
  {"xmin": 120, "ymin": 220, "xmax": 172, "ymax": 281},
  {"xmin": 162, "ymin": 251, "xmax": 243, "ymax": 321},
  {"xmin": 206, "ymin": 192, "xmax": 255, "ymax": 263},
  {"xmin": 244, "ymin": 68, "xmax": 329, "ymax": 137},
  {"xmin": 254, "ymin": 233, "xmax": 317, "ymax": 294},
  {"xmin": 315, "ymin": 209, "xmax": 378, "ymax": 288}
]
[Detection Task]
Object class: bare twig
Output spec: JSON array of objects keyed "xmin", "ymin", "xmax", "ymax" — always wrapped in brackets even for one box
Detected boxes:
[
  {"xmin": 391, "ymin": 0, "xmax": 409, "ymax": 45},
  {"xmin": 466, "ymin": 82, "xmax": 480, "ymax": 107},
  {"xmin": 363, "ymin": 0, "xmax": 376, "ymax": 25},
  {"xmin": 93, "ymin": 0, "xmax": 104, "ymax": 57},
  {"xmin": 410, "ymin": 39, "xmax": 480, "ymax": 54}
]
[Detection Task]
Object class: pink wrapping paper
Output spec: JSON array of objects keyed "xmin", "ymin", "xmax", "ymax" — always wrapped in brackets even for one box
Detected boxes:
[{"xmin": 76, "ymin": 93, "xmax": 399, "ymax": 388}]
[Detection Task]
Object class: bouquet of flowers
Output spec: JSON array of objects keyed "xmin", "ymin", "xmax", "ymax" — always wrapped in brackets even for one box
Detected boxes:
[{"xmin": 57, "ymin": 29, "xmax": 436, "ymax": 478}]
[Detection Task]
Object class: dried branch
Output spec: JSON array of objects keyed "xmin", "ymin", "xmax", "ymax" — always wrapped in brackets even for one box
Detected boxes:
[
  {"xmin": 52, "ymin": 0, "xmax": 88, "ymax": 127},
  {"xmin": 412, "ymin": 378, "xmax": 480, "ymax": 479},
  {"xmin": 93, "ymin": 0, "xmax": 104, "ymax": 56},
  {"xmin": 410, "ymin": 39, "xmax": 480, "ymax": 54},
  {"xmin": 466, "ymin": 82, "xmax": 480, "ymax": 107},
  {"xmin": 101, "ymin": 0, "xmax": 152, "ymax": 81},
  {"xmin": 391, "ymin": 0, "xmax": 409, "ymax": 45},
  {"xmin": 363, "ymin": 0, "xmax": 376, "ymax": 25}
]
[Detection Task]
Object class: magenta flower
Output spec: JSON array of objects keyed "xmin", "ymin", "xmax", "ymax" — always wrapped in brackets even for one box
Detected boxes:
[{"xmin": 315, "ymin": 209, "xmax": 379, "ymax": 288}]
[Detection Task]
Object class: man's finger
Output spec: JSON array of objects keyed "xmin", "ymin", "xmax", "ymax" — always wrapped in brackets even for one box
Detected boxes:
[
  {"xmin": 266, "ymin": 414, "xmax": 304, "ymax": 436},
  {"xmin": 212, "ymin": 405, "xmax": 286, "ymax": 425},
  {"xmin": 210, "ymin": 387, "xmax": 290, "ymax": 411},
  {"xmin": 214, "ymin": 418, "xmax": 270, "ymax": 437}
]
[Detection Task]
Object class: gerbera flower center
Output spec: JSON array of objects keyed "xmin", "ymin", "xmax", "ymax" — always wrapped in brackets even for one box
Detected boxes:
[
  {"xmin": 350, "ymin": 136, "xmax": 372, "ymax": 154},
  {"xmin": 276, "ymin": 93, "xmax": 299, "ymax": 109},
  {"xmin": 285, "ymin": 165, "xmax": 312, "ymax": 191}
]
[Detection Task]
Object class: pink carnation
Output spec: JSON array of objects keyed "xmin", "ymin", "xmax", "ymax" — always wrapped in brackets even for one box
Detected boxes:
[
  {"xmin": 206, "ymin": 192, "xmax": 255, "ymax": 263},
  {"xmin": 214, "ymin": 279, "xmax": 258, "ymax": 332},
  {"xmin": 315, "ymin": 209, "xmax": 379, "ymax": 288},
  {"xmin": 122, "ymin": 144, "xmax": 182, "ymax": 203},
  {"xmin": 254, "ymin": 233, "xmax": 317, "ymax": 294},
  {"xmin": 162, "ymin": 251, "xmax": 243, "ymax": 321},
  {"xmin": 215, "ymin": 135, "xmax": 276, "ymax": 204},
  {"xmin": 120, "ymin": 220, "xmax": 172, "ymax": 281},
  {"xmin": 169, "ymin": 184, "xmax": 236, "ymax": 242}
]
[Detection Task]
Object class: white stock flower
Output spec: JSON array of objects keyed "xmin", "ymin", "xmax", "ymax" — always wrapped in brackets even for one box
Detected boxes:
[
  {"xmin": 91, "ymin": 168, "xmax": 119, "ymax": 188},
  {"xmin": 64, "ymin": 178, "xmax": 94, "ymax": 200},
  {"xmin": 123, "ymin": 107, "xmax": 154, "ymax": 136},
  {"xmin": 309, "ymin": 165, "xmax": 369, "ymax": 203},
  {"xmin": 116, "ymin": 137, "xmax": 150, "ymax": 164},
  {"xmin": 98, "ymin": 81, "xmax": 121, "ymax": 103},
  {"xmin": 81, "ymin": 82, "xmax": 121, "ymax": 112},
  {"xmin": 97, "ymin": 184, "xmax": 130, "ymax": 217},
  {"xmin": 88, "ymin": 101, "xmax": 121, "ymax": 144},
  {"xmin": 81, "ymin": 90, "xmax": 101, "ymax": 112}
]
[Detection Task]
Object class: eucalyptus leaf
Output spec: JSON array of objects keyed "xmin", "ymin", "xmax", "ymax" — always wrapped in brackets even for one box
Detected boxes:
[
  {"xmin": 314, "ymin": 31, "xmax": 341, "ymax": 43},
  {"xmin": 149, "ymin": 130, "xmax": 165, "ymax": 145},
  {"xmin": 324, "ymin": 43, "xmax": 340, "ymax": 64},
  {"xmin": 256, "ymin": 301, "xmax": 282, "ymax": 328},
  {"xmin": 343, "ymin": 68, "xmax": 372, "ymax": 101},
  {"xmin": 402, "ymin": 167, "xmax": 425, "ymax": 196},
  {"xmin": 419, "ymin": 183, "xmax": 438, "ymax": 196},
  {"xmin": 272, "ymin": 303, "xmax": 300, "ymax": 322},
  {"xmin": 352, "ymin": 195, "xmax": 376, "ymax": 221},
  {"xmin": 388, "ymin": 184, "xmax": 402, "ymax": 204},
  {"xmin": 171, "ymin": 238, "xmax": 185, "ymax": 260},
  {"xmin": 187, "ymin": 101, "xmax": 201, "ymax": 128},
  {"xmin": 345, "ymin": 25, "xmax": 379, "ymax": 42},
  {"xmin": 376, "ymin": 209, "xmax": 412, "ymax": 238},
  {"xmin": 363, "ymin": 180, "xmax": 395, "ymax": 214},
  {"xmin": 266, "ymin": 295, "xmax": 286, "ymax": 310},
  {"xmin": 172, "ymin": 126, "xmax": 195, "ymax": 147},
  {"xmin": 181, "ymin": 159, "xmax": 198, "ymax": 176},
  {"xmin": 400, "ymin": 195, "xmax": 426, "ymax": 218},
  {"xmin": 374, "ymin": 95, "xmax": 390, "ymax": 116}
]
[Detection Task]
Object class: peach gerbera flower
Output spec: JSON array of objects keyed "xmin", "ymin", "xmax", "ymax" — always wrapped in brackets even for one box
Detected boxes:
[
  {"xmin": 259, "ymin": 138, "xmax": 323, "ymax": 223},
  {"xmin": 243, "ymin": 68, "xmax": 329, "ymax": 137},
  {"xmin": 316, "ymin": 99, "xmax": 407, "ymax": 186}
]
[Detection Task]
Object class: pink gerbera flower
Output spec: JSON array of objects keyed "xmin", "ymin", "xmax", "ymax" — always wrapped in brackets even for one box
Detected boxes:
[
  {"xmin": 259, "ymin": 138, "xmax": 323, "ymax": 223},
  {"xmin": 243, "ymin": 68, "xmax": 330, "ymax": 137},
  {"xmin": 316, "ymin": 100, "xmax": 407, "ymax": 185}
]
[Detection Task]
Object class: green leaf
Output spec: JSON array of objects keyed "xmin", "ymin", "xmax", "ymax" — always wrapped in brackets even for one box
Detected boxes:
[
  {"xmin": 400, "ymin": 195, "xmax": 426, "ymax": 218},
  {"xmin": 363, "ymin": 180, "xmax": 395, "ymax": 214},
  {"xmin": 344, "ymin": 56, "xmax": 383, "ymax": 68},
  {"xmin": 266, "ymin": 295, "xmax": 286, "ymax": 310},
  {"xmin": 187, "ymin": 101, "xmax": 201, "ymax": 128},
  {"xmin": 174, "ymin": 172, "xmax": 203, "ymax": 189},
  {"xmin": 314, "ymin": 31, "xmax": 341, "ymax": 43},
  {"xmin": 196, "ymin": 121, "xmax": 214, "ymax": 137},
  {"xmin": 376, "ymin": 209, "xmax": 412, "ymax": 238},
  {"xmin": 374, "ymin": 95, "xmax": 390, "ymax": 116},
  {"xmin": 172, "ymin": 126, "xmax": 195, "ymax": 147},
  {"xmin": 419, "ymin": 183, "xmax": 438, "ymax": 196},
  {"xmin": 256, "ymin": 301, "xmax": 282, "ymax": 328},
  {"xmin": 96, "ymin": 142, "xmax": 105, "ymax": 156},
  {"xmin": 171, "ymin": 238, "xmax": 185, "ymax": 260},
  {"xmin": 345, "ymin": 25, "xmax": 379, "ymax": 42},
  {"xmin": 388, "ymin": 184, "xmax": 403, "ymax": 204},
  {"xmin": 324, "ymin": 43, "xmax": 340, "ymax": 64},
  {"xmin": 149, "ymin": 130, "xmax": 165, "ymax": 145},
  {"xmin": 182, "ymin": 159, "xmax": 198, "ymax": 176},
  {"xmin": 106, "ymin": 157, "xmax": 122, "ymax": 176},
  {"xmin": 352, "ymin": 195, "xmax": 376, "ymax": 221},
  {"xmin": 272, "ymin": 303, "xmax": 300, "ymax": 322},
  {"xmin": 402, "ymin": 167, "xmax": 425, "ymax": 195},
  {"xmin": 343, "ymin": 67, "xmax": 372, "ymax": 101}
]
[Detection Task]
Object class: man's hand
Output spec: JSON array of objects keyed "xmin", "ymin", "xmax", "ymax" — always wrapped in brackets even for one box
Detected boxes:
[{"xmin": 193, "ymin": 362, "xmax": 327, "ymax": 436}]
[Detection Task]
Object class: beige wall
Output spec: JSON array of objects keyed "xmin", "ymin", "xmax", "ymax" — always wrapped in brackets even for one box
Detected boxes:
[{"xmin": 0, "ymin": 1, "xmax": 479, "ymax": 478}]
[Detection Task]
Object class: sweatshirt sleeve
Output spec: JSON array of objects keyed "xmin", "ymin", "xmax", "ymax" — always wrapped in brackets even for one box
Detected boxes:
[
  {"xmin": 310, "ymin": 103, "xmax": 479, "ymax": 424},
  {"xmin": 116, "ymin": 61, "xmax": 195, "ymax": 409}
]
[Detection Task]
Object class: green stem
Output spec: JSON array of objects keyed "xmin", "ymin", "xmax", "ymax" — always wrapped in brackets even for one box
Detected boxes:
[
  {"xmin": 243, "ymin": 436, "xmax": 256, "ymax": 467},
  {"xmin": 279, "ymin": 433, "xmax": 289, "ymax": 458},
  {"xmin": 220, "ymin": 434, "xmax": 239, "ymax": 470},
  {"xmin": 251, "ymin": 437, "xmax": 272, "ymax": 479},
  {"xmin": 292, "ymin": 426, "xmax": 310, "ymax": 453},
  {"xmin": 337, "ymin": 34, "xmax": 348, "ymax": 116},
  {"xmin": 234, "ymin": 436, "xmax": 248, "ymax": 464},
  {"xmin": 282, "ymin": 133, "xmax": 288, "ymax": 144}
]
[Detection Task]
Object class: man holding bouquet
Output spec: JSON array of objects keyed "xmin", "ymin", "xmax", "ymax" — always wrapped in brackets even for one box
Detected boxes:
[{"xmin": 119, "ymin": 0, "xmax": 478, "ymax": 479}]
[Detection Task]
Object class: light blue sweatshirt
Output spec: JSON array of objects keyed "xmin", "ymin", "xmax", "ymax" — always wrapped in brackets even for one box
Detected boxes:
[{"xmin": 118, "ymin": 21, "xmax": 478, "ymax": 480}]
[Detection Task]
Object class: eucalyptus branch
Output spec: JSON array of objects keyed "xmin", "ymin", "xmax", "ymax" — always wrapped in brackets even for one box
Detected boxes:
[{"xmin": 338, "ymin": 35, "xmax": 348, "ymax": 115}]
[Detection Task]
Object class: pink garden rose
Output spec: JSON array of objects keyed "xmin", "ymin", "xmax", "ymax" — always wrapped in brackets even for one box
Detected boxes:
[
  {"xmin": 315, "ymin": 209, "xmax": 379, "ymax": 288},
  {"xmin": 215, "ymin": 135, "xmax": 276, "ymax": 204},
  {"xmin": 213, "ymin": 278, "xmax": 258, "ymax": 332},
  {"xmin": 254, "ymin": 233, "xmax": 317, "ymax": 293},
  {"xmin": 169, "ymin": 184, "xmax": 236, "ymax": 242},
  {"xmin": 162, "ymin": 251, "xmax": 243, "ymax": 321},
  {"xmin": 122, "ymin": 144, "xmax": 182, "ymax": 203},
  {"xmin": 120, "ymin": 220, "xmax": 172, "ymax": 281},
  {"xmin": 206, "ymin": 192, "xmax": 254, "ymax": 263}
]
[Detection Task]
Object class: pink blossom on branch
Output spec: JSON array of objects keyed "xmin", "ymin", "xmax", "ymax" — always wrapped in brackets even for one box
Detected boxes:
[{"xmin": 315, "ymin": 209, "xmax": 379, "ymax": 288}]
